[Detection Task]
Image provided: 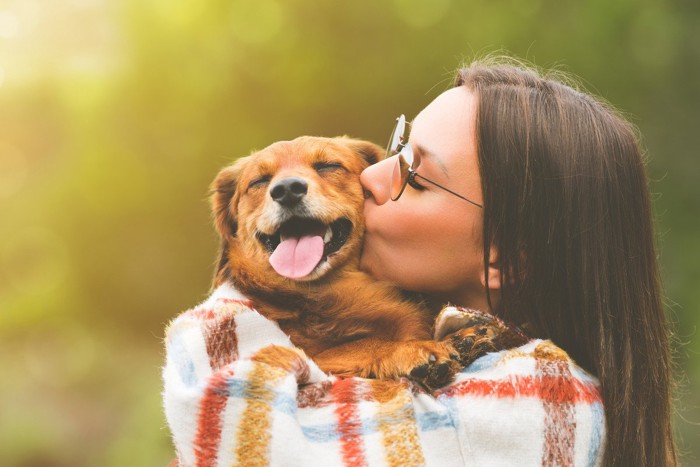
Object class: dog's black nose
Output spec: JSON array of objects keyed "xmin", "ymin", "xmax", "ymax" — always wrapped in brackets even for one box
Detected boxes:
[{"xmin": 269, "ymin": 177, "xmax": 308, "ymax": 207}]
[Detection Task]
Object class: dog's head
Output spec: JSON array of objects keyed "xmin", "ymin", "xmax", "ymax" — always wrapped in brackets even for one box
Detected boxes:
[{"xmin": 211, "ymin": 136, "xmax": 383, "ymax": 288}]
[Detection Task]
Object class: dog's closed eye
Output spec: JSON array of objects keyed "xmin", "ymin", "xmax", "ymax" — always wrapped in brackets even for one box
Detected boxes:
[
  {"xmin": 313, "ymin": 162, "xmax": 345, "ymax": 173},
  {"xmin": 248, "ymin": 175, "xmax": 271, "ymax": 190}
]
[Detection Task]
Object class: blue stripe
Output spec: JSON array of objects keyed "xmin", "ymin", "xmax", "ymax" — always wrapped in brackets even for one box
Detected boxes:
[
  {"xmin": 459, "ymin": 351, "xmax": 502, "ymax": 374},
  {"xmin": 302, "ymin": 424, "xmax": 341, "ymax": 442},
  {"xmin": 587, "ymin": 401, "xmax": 604, "ymax": 465},
  {"xmin": 418, "ymin": 409, "xmax": 454, "ymax": 431},
  {"xmin": 218, "ymin": 375, "xmax": 457, "ymax": 443},
  {"xmin": 220, "ymin": 379, "xmax": 298, "ymax": 416},
  {"xmin": 274, "ymin": 392, "xmax": 298, "ymax": 416},
  {"xmin": 218, "ymin": 378, "xmax": 247, "ymax": 397},
  {"xmin": 302, "ymin": 409, "xmax": 454, "ymax": 443},
  {"xmin": 436, "ymin": 392, "xmax": 461, "ymax": 431},
  {"xmin": 168, "ymin": 335, "xmax": 197, "ymax": 387}
]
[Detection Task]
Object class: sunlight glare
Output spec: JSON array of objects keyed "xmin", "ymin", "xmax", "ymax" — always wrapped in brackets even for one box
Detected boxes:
[{"xmin": 0, "ymin": 10, "xmax": 19, "ymax": 39}]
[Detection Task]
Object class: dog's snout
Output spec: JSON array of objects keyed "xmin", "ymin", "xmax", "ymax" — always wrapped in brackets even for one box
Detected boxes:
[{"xmin": 270, "ymin": 177, "xmax": 308, "ymax": 207}]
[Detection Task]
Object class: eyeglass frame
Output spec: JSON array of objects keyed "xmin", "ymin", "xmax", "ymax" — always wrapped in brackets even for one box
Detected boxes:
[{"xmin": 386, "ymin": 114, "xmax": 483, "ymax": 208}]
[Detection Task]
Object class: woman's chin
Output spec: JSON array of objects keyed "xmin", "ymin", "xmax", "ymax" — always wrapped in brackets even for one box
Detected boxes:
[
  {"xmin": 358, "ymin": 251, "xmax": 377, "ymax": 277},
  {"xmin": 359, "ymin": 250, "xmax": 392, "ymax": 282}
]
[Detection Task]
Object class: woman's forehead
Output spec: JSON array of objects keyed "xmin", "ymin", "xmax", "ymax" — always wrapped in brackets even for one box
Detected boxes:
[
  {"xmin": 409, "ymin": 87, "xmax": 477, "ymax": 172},
  {"xmin": 415, "ymin": 87, "xmax": 474, "ymax": 122}
]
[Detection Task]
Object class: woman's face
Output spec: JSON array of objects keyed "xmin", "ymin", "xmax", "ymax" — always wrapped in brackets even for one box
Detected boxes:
[{"xmin": 360, "ymin": 86, "xmax": 487, "ymax": 307}]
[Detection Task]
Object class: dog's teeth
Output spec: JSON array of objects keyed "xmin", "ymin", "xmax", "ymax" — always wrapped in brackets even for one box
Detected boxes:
[{"xmin": 324, "ymin": 227, "xmax": 332, "ymax": 243}]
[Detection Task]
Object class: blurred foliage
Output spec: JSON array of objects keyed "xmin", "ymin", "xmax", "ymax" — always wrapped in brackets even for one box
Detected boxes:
[{"xmin": 0, "ymin": 0, "xmax": 698, "ymax": 465}]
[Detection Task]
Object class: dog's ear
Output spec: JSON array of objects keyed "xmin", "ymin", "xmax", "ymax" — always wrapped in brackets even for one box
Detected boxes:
[
  {"xmin": 210, "ymin": 162, "xmax": 244, "ymax": 240},
  {"xmin": 337, "ymin": 137, "xmax": 385, "ymax": 166},
  {"xmin": 210, "ymin": 160, "xmax": 246, "ymax": 288}
]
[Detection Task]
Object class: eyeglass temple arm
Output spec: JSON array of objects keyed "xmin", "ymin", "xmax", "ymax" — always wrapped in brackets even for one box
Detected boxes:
[{"xmin": 412, "ymin": 171, "xmax": 483, "ymax": 208}]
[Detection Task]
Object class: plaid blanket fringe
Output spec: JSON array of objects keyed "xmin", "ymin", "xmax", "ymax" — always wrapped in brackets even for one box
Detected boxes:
[{"xmin": 163, "ymin": 283, "xmax": 605, "ymax": 466}]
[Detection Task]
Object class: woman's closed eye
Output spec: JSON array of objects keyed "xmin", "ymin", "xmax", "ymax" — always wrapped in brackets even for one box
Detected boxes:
[{"xmin": 407, "ymin": 172, "xmax": 427, "ymax": 191}]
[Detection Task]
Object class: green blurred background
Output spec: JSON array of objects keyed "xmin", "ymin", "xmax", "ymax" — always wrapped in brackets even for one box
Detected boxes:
[{"xmin": 0, "ymin": 0, "xmax": 698, "ymax": 465}]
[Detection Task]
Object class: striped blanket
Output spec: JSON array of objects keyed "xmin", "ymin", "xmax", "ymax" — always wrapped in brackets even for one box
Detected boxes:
[{"xmin": 163, "ymin": 283, "xmax": 605, "ymax": 466}]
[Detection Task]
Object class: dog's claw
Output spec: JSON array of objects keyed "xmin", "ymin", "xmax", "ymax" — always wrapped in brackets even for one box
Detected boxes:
[
  {"xmin": 406, "ymin": 349, "xmax": 461, "ymax": 392},
  {"xmin": 392, "ymin": 341, "xmax": 460, "ymax": 392},
  {"xmin": 453, "ymin": 335, "xmax": 475, "ymax": 352}
]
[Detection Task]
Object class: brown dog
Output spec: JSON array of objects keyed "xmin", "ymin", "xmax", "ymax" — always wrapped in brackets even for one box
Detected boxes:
[{"xmin": 210, "ymin": 136, "xmax": 458, "ymax": 387}]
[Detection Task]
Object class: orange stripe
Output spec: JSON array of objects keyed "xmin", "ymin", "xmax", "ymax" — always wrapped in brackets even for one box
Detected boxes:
[
  {"xmin": 234, "ymin": 353, "xmax": 291, "ymax": 466},
  {"xmin": 372, "ymin": 381, "xmax": 425, "ymax": 467}
]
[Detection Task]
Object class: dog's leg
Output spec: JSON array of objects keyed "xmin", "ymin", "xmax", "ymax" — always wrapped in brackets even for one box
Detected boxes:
[
  {"xmin": 313, "ymin": 308, "xmax": 530, "ymax": 390},
  {"xmin": 313, "ymin": 338, "xmax": 459, "ymax": 390}
]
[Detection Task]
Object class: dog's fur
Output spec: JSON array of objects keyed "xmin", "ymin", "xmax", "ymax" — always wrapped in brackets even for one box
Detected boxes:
[{"xmin": 210, "ymin": 136, "xmax": 457, "ymax": 382}]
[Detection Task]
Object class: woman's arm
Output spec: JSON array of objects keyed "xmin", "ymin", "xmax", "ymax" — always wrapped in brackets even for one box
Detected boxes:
[{"xmin": 163, "ymin": 284, "xmax": 606, "ymax": 466}]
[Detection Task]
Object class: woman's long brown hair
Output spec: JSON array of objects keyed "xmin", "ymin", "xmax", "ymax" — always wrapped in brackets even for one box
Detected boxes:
[{"xmin": 456, "ymin": 59, "xmax": 676, "ymax": 466}]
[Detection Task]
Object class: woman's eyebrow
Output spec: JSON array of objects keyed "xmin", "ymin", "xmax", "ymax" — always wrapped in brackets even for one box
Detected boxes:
[{"xmin": 413, "ymin": 143, "xmax": 449, "ymax": 176}]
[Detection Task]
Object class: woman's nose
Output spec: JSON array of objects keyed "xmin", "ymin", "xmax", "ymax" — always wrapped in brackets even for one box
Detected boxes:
[{"xmin": 360, "ymin": 156, "xmax": 395, "ymax": 206}]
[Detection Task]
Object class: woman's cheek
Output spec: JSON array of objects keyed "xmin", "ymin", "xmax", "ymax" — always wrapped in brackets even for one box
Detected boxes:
[{"xmin": 361, "ymin": 209, "xmax": 408, "ymax": 280}]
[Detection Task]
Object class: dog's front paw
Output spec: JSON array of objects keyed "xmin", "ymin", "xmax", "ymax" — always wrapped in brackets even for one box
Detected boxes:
[
  {"xmin": 408, "ymin": 352, "xmax": 459, "ymax": 391},
  {"xmin": 379, "ymin": 341, "xmax": 459, "ymax": 391},
  {"xmin": 446, "ymin": 325, "xmax": 497, "ymax": 367},
  {"xmin": 440, "ymin": 308, "xmax": 530, "ymax": 367}
]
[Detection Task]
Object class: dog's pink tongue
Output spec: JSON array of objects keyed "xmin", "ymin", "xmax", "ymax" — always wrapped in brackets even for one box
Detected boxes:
[{"xmin": 269, "ymin": 235, "xmax": 324, "ymax": 279}]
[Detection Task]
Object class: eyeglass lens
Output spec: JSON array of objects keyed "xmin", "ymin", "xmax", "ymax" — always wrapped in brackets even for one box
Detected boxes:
[{"xmin": 388, "ymin": 115, "xmax": 415, "ymax": 200}]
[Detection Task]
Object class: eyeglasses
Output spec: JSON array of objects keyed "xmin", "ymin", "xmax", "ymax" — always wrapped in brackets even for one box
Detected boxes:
[{"xmin": 385, "ymin": 115, "xmax": 483, "ymax": 208}]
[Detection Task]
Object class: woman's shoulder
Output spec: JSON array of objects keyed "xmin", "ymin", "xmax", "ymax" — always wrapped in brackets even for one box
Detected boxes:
[
  {"xmin": 442, "ymin": 338, "xmax": 602, "ymax": 405},
  {"xmin": 434, "ymin": 306, "xmax": 601, "ymax": 401},
  {"xmin": 432, "ymin": 339, "xmax": 606, "ymax": 467}
]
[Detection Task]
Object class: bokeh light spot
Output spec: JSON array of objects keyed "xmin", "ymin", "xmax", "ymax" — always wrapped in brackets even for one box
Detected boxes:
[
  {"xmin": 1, "ymin": 226, "xmax": 70, "ymax": 297},
  {"xmin": 393, "ymin": 0, "xmax": 451, "ymax": 29},
  {"xmin": 23, "ymin": 324, "xmax": 97, "ymax": 388},
  {"xmin": 229, "ymin": 0, "xmax": 284, "ymax": 44},
  {"xmin": 0, "ymin": 10, "xmax": 20, "ymax": 39},
  {"xmin": 0, "ymin": 142, "xmax": 28, "ymax": 198}
]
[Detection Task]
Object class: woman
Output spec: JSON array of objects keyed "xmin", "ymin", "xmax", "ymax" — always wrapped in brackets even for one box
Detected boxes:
[
  {"xmin": 361, "ymin": 60, "xmax": 676, "ymax": 466},
  {"xmin": 163, "ymin": 58, "xmax": 676, "ymax": 466}
]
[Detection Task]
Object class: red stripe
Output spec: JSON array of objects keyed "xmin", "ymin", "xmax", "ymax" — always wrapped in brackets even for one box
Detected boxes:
[
  {"xmin": 538, "ymin": 358, "xmax": 575, "ymax": 466},
  {"xmin": 331, "ymin": 378, "xmax": 368, "ymax": 467},
  {"xmin": 437, "ymin": 374, "xmax": 601, "ymax": 404},
  {"xmin": 204, "ymin": 313, "xmax": 238, "ymax": 370},
  {"xmin": 193, "ymin": 369, "xmax": 233, "ymax": 467},
  {"xmin": 219, "ymin": 297, "xmax": 254, "ymax": 307},
  {"xmin": 182, "ymin": 299, "xmax": 254, "ymax": 320}
]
